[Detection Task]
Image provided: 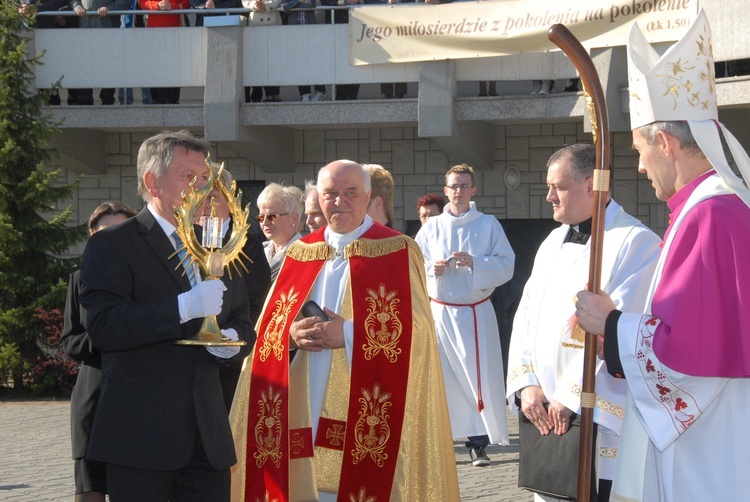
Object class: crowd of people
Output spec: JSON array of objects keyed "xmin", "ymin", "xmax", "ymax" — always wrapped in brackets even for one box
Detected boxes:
[
  {"xmin": 59, "ymin": 9, "xmax": 750, "ymax": 502},
  {"xmin": 20, "ymin": 0, "xmax": 582, "ymax": 104}
]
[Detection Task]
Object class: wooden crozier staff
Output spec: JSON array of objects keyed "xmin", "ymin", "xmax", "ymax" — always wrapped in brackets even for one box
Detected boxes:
[{"xmin": 547, "ymin": 24, "xmax": 611, "ymax": 502}]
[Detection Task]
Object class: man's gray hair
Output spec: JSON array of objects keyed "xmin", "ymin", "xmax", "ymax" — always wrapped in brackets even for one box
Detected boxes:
[
  {"xmin": 304, "ymin": 179, "xmax": 318, "ymax": 198},
  {"xmin": 137, "ymin": 130, "xmax": 210, "ymax": 201},
  {"xmin": 316, "ymin": 160, "xmax": 371, "ymax": 193},
  {"xmin": 547, "ymin": 144, "xmax": 596, "ymax": 182},
  {"xmin": 637, "ymin": 121, "xmax": 703, "ymax": 157}
]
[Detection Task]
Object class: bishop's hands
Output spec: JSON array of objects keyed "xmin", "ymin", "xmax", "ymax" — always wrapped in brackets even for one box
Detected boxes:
[
  {"xmin": 520, "ymin": 386, "xmax": 573, "ymax": 436},
  {"xmin": 575, "ymin": 289, "xmax": 619, "ymax": 359},
  {"xmin": 290, "ymin": 307, "xmax": 345, "ymax": 352},
  {"xmin": 575, "ymin": 290, "xmax": 617, "ymax": 360}
]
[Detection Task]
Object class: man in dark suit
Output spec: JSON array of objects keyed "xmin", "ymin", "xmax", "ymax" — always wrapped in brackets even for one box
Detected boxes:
[{"xmin": 79, "ymin": 130, "xmax": 253, "ymax": 501}]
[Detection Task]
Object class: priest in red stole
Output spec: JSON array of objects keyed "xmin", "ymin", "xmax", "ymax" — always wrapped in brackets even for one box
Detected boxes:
[{"xmin": 229, "ymin": 160, "xmax": 459, "ymax": 501}]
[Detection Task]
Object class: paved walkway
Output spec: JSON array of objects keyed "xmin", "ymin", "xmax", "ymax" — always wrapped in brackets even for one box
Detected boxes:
[{"xmin": 0, "ymin": 401, "xmax": 531, "ymax": 501}]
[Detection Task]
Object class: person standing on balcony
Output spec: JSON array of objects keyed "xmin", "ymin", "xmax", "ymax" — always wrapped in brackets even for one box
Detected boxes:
[
  {"xmin": 191, "ymin": 0, "xmax": 239, "ymax": 26},
  {"xmin": 415, "ymin": 163, "xmax": 515, "ymax": 467},
  {"xmin": 280, "ymin": 0, "xmax": 327, "ymax": 102},
  {"xmin": 70, "ymin": 0, "xmax": 128, "ymax": 105},
  {"xmin": 243, "ymin": 0, "xmax": 282, "ymax": 102},
  {"xmin": 318, "ymin": 0, "xmax": 362, "ymax": 100},
  {"xmin": 18, "ymin": 0, "xmax": 83, "ymax": 105},
  {"xmin": 372, "ymin": 0, "xmax": 414, "ymax": 98},
  {"xmin": 530, "ymin": 79, "xmax": 555, "ymax": 95},
  {"xmin": 140, "ymin": 0, "xmax": 189, "ymax": 104},
  {"xmin": 478, "ymin": 81, "xmax": 497, "ymax": 97}
]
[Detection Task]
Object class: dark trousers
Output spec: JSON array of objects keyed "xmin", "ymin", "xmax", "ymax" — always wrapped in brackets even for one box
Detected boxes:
[
  {"xmin": 245, "ymin": 87, "xmax": 281, "ymax": 102},
  {"xmin": 150, "ymin": 87, "xmax": 180, "ymax": 105},
  {"xmin": 465, "ymin": 435, "xmax": 490, "ymax": 448},
  {"xmin": 106, "ymin": 432, "xmax": 229, "ymax": 502},
  {"xmin": 381, "ymin": 82, "xmax": 407, "ymax": 98},
  {"xmin": 335, "ymin": 84, "xmax": 360, "ymax": 100},
  {"xmin": 68, "ymin": 88, "xmax": 115, "ymax": 105},
  {"xmin": 246, "ymin": 87, "xmax": 262, "ymax": 103}
]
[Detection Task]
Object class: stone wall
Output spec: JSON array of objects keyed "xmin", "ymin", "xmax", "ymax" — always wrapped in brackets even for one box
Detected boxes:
[{"xmin": 55, "ymin": 122, "xmax": 665, "ymax": 256}]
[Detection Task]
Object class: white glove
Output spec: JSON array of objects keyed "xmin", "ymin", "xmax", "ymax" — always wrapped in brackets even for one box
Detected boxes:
[
  {"xmin": 206, "ymin": 329, "xmax": 242, "ymax": 359},
  {"xmin": 177, "ymin": 279, "xmax": 226, "ymax": 323}
]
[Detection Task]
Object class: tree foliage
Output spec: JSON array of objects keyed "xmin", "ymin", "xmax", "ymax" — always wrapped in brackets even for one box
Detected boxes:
[{"xmin": 0, "ymin": 2, "xmax": 86, "ymax": 390}]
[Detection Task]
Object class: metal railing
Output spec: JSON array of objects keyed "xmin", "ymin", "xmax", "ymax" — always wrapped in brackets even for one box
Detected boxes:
[{"xmin": 34, "ymin": 6, "xmax": 356, "ymax": 25}]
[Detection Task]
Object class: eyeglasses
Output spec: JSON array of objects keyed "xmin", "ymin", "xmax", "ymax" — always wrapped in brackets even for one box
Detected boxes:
[
  {"xmin": 256, "ymin": 213, "xmax": 289, "ymax": 223},
  {"xmin": 445, "ymin": 184, "xmax": 473, "ymax": 191}
]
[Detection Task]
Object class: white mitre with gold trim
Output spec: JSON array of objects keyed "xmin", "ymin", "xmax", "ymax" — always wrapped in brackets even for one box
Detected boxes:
[
  {"xmin": 627, "ymin": 9, "xmax": 750, "ymax": 207},
  {"xmin": 627, "ymin": 9, "xmax": 715, "ymax": 129}
]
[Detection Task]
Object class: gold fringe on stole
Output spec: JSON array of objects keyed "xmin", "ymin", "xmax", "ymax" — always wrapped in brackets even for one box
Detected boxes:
[
  {"xmin": 345, "ymin": 235, "xmax": 406, "ymax": 259},
  {"xmin": 229, "ymin": 352, "xmax": 254, "ymax": 502},
  {"xmin": 289, "ymin": 352, "xmax": 318, "ymax": 501},
  {"xmin": 387, "ymin": 240, "xmax": 460, "ymax": 500},
  {"xmin": 287, "ymin": 240, "xmax": 334, "ymax": 262},
  {"xmin": 314, "ymin": 283, "xmax": 353, "ymax": 493}
]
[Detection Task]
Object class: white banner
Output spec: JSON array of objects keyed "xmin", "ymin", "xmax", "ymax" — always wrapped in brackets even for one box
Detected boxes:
[{"xmin": 350, "ymin": 0, "xmax": 697, "ymax": 65}]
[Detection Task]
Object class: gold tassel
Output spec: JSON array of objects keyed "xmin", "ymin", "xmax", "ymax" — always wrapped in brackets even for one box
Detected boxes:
[
  {"xmin": 345, "ymin": 236, "xmax": 407, "ymax": 259},
  {"xmin": 287, "ymin": 241, "xmax": 334, "ymax": 262}
]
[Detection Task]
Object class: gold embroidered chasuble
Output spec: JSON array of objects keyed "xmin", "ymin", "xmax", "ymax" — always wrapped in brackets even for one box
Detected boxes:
[{"xmin": 229, "ymin": 224, "xmax": 459, "ymax": 501}]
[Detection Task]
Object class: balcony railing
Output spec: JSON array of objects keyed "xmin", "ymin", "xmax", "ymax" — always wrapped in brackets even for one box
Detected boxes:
[{"xmin": 32, "ymin": 8, "xmax": 577, "ymax": 93}]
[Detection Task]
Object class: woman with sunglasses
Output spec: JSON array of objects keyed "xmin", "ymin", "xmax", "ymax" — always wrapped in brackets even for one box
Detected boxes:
[{"xmin": 256, "ymin": 183, "xmax": 304, "ymax": 281}]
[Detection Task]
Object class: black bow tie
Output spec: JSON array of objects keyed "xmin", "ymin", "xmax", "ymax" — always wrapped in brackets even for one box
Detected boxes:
[{"xmin": 564, "ymin": 218, "xmax": 592, "ymax": 245}]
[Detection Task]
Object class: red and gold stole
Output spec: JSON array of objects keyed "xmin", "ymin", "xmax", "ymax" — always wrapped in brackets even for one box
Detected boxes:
[
  {"xmin": 244, "ymin": 230, "xmax": 329, "ymax": 502},
  {"xmin": 334, "ymin": 225, "xmax": 413, "ymax": 501},
  {"xmin": 244, "ymin": 224, "xmax": 414, "ymax": 502}
]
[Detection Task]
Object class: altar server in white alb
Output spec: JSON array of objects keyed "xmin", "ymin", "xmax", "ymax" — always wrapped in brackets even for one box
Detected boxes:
[
  {"xmin": 415, "ymin": 163, "xmax": 515, "ymax": 467},
  {"xmin": 575, "ymin": 10, "xmax": 750, "ymax": 502},
  {"xmin": 506, "ymin": 144, "xmax": 660, "ymax": 500}
]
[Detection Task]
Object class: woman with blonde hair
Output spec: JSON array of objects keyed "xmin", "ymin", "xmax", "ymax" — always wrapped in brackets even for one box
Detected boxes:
[{"xmin": 256, "ymin": 183, "xmax": 303, "ymax": 281}]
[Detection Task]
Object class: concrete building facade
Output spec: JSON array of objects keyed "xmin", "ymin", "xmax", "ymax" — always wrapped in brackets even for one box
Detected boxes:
[{"xmin": 32, "ymin": 1, "xmax": 750, "ymax": 253}]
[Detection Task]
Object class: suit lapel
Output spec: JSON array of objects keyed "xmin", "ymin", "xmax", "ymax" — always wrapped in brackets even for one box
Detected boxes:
[{"xmin": 136, "ymin": 208, "xmax": 192, "ymax": 292}]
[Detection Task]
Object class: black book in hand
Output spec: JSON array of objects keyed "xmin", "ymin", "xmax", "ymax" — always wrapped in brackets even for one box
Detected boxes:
[{"xmin": 301, "ymin": 300, "xmax": 329, "ymax": 321}]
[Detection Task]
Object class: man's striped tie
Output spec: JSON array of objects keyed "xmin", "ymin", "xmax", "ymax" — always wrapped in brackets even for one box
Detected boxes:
[{"xmin": 172, "ymin": 231, "xmax": 198, "ymax": 287}]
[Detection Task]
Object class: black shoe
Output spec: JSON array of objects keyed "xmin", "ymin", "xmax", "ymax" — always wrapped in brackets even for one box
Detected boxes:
[
  {"xmin": 563, "ymin": 78, "xmax": 580, "ymax": 92},
  {"xmin": 469, "ymin": 446, "xmax": 490, "ymax": 467}
]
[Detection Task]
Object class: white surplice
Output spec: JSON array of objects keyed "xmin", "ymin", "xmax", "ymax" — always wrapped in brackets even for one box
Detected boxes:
[
  {"xmin": 415, "ymin": 202, "xmax": 515, "ymax": 444},
  {"xmin": 506, "ymin": 200, "xmax": 661, "ymax": 481}
]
